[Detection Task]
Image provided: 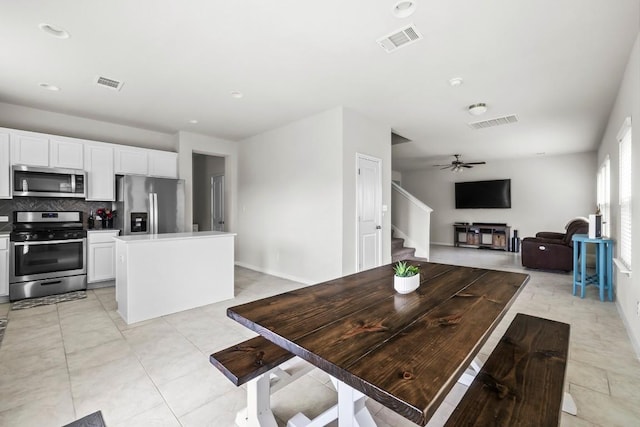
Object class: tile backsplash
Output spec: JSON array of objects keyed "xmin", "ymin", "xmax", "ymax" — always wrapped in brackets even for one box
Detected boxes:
[{"xmin": 0, "ymin": 198, "xmax": 115, "ymax": 232}]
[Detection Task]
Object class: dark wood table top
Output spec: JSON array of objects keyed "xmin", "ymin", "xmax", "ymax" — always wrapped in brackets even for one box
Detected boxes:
[{"xmin": 228, "ymin": 262, "xmax": 529, "ymax": 425}]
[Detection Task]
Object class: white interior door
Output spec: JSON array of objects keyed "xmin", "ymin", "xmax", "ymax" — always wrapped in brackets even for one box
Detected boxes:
[
  {"xmin": 357, "ymin": 154, "xmax": 382, "ymax": 271},
  {"xmin": 211, "ymin": 175, "xmax": 225, "ymax": 231}
]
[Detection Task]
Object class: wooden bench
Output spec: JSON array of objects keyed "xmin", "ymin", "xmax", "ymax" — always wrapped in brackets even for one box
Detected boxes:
[
  {"xmin": 210, "ymin": 336, "xmax": 314, "ymax": 427},
  {"xmin": 211, "ymin": 335, "xmax": 375, "ymax": 427},
  {"xmin": 210, "ymin": 335, "xmax": 295, "ymax": 386},
  {"xmin": 445, "ymin": 313, "xmax": 572, "ymax": 426}
]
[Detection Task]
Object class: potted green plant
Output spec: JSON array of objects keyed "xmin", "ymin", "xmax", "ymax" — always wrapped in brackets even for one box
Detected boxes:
[{"xmin": 393, "ymin": 261, "xmax": 420, "ymax": 294}]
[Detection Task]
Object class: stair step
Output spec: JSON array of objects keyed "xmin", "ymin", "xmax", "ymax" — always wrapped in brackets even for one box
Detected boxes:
[
  {"xmin": 391, "ymin": 237, "xmax": 405, "ymax": 250},
  {"xmin": 392, "ymin": 247, "xmax": 416, "ymax": 262}
]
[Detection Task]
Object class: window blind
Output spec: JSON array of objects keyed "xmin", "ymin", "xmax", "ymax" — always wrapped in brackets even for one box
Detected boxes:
[
  {"xmin": 597, "ymin": 156, "xmax": 610, "ymax": 237},
  {"xmin": 618, "ymin": 121, "xmax": 632, "ymax": 269}
]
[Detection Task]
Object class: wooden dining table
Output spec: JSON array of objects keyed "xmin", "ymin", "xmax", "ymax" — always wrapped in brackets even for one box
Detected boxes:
[{"xmin": 228, "ymin": 261, "xmax": 529, "ymax": 426}]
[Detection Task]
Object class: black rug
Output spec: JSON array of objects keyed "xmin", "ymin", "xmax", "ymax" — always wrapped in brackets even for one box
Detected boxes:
[
  {"xmin": 11, "ymin": 290, "xmax": 87, "ymax": 311},
  {"xmin": 63, "ymin": 410, "xmax": 106, "ymax": 427}
]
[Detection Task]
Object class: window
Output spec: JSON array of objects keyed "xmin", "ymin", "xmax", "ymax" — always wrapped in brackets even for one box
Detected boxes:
[
  {"xmin": 618, "ymin": 118, "xmax": 632, "ymax": 270},
  {"xmin": 597, "ymin": 156, "xmax": 611, "ymax": 237}
]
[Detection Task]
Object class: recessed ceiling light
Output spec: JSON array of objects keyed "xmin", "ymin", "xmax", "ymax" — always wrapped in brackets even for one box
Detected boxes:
[
  {"xmin": 468, "ymin": 103, "xmax": 488, "ymax": 116},
  {"xmin": 38, "ymin": 23, "xmax": 70, "ymax": 39},
  {"xmin": 39, "ymin": 83, "xmax": 60, "ymax": 91},
  {"xmin": 449, "ymin": 77, "xmax": 463, "ymax": 87},
  {"xmin": 392, "ymin": 1, "xmax": 416, "ymax": 18},
  {"xmin": 188, "ymin": 119, "xmax": 198, "ymax": 124},
  {"xmin": 230, "ymin": 91, "xmax": 243, "ymax": 99}
]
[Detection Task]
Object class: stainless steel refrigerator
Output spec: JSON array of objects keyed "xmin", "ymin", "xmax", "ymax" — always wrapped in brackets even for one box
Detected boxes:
[{"xmin": 115, "ymin": 175, "xmax": 185, "ymax": 235}]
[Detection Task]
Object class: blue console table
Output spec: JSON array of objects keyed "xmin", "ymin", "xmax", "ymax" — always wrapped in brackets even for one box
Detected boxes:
[{"xmin": 572, "ymin": 234, "xmax": 613, "ymax": 301}]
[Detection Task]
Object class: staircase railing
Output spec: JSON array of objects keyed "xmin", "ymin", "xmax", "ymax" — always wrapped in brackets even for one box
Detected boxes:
[{"xmin": 391, "ymin": 182, "xmax": 433, "ymax": 260}]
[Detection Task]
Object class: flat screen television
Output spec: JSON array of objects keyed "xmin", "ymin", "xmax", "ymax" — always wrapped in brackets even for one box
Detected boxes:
[{"xmin": 455, "ymin": 179, "xmax": 511, "ymax": 209}]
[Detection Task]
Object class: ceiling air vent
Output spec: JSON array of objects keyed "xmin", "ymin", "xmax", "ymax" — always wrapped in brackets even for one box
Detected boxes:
[
  {"xmin": 95, "ymin": 76, "xmax": 124, "ymax": 91},
  {"xmin": 377, "ymin": 24, "xmax": 423, "ymax": 53},
  {"xmin": 468, "ymin": 115, "xmax": 518, "ymax": 130}
]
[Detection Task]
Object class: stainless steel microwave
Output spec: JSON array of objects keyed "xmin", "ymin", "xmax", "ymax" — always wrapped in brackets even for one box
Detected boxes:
[{"xmin": 12, "ymin": 165, "xmax": 87, "ymax": 198}]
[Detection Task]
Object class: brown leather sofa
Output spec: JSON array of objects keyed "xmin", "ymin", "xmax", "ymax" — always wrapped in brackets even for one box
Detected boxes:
[{"xmin": 521, "ymin": 218, "xmax": 589, "ymax": 271}]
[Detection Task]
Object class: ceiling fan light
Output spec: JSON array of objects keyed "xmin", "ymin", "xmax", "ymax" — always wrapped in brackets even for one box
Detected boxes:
[
  {"xmin": 468, "ymin": 103, "xmax": 487, "ymax": 116},
  {"xmin": 392, "ymin": 1, "xmax": 416, "ymax": 18}
]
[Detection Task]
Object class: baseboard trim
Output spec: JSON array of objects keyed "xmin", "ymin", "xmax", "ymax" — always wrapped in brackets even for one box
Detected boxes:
[
  {"xmin": 615, "ymin": 300, "xmax": 640, "ymax": 360},
  {"xmin": 234, "ymin": 261, "xmax": 314, "ymax": 286}
]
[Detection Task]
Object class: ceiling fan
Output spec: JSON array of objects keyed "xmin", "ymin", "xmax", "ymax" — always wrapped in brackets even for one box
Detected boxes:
[{"xmin": 434, "ymin": 154, "xmax": 486, "ymax": 172}]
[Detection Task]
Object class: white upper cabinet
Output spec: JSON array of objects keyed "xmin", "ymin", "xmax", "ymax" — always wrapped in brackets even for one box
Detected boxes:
[
  {"xmin": 50, "ymin": 137, "xmax": 84, "ymax": 169},
  {"xmin": 85, "ymin": 143, "xmax": 115, "ymax": 201},
  {"xmin": 0, "ymin": 132, "xmax": 10, "ymax": 199},
  {"xmin": 10, "ymin": 133, "xmax": 49, "ymax": 166},
  {"xmin": 148, "ymin": 150, "xmax": 178, "ymax": 178},
  {"xmin": 114, "ymin": 146, "xmax": 148, "ymax": 175}
]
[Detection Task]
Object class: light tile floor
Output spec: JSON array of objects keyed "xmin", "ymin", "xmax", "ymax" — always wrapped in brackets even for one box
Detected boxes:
[{"xmin": 0, "ymin": 245, "xmax": 639, "ymax": 426}]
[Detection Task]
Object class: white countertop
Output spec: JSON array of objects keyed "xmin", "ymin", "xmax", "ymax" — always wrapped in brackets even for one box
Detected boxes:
[
  {"xmin": 114, "ymin": 230, "xmax": 236, "ymax": 243},
  {"xmin": 87, "ymin": 229, "xmax": 121, "ymax": 233}
]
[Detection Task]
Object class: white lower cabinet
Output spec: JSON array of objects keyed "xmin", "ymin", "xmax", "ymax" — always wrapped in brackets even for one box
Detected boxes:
[
  {"xmin": 87, "ymin": 230, "xmax": 119, "ymax": 283},
  {"xmin": 0, "ymin": 236, "xmax": 9, "ymax": 297}
]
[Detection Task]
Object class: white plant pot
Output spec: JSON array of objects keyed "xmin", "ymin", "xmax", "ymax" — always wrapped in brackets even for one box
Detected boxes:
[{"xmin": 394, "ymin": 274, "xmax": 420, "ymax": 294}]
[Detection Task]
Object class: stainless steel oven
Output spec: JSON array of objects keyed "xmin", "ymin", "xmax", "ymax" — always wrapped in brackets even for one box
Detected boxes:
[{"xmin": 9, "ymin": 211, "xmax": 87, "ymax": 301}]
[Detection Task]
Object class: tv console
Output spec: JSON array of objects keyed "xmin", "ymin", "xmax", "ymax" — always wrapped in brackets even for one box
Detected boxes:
[{"xmin": 453, "ymin": 223, "xmax": 511, "ymax": 251}]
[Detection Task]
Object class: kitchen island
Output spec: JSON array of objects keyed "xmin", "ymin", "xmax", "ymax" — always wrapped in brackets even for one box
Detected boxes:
[{"xmin": 114, "ymin": 231, "xmax": 236, "ymax": 324}]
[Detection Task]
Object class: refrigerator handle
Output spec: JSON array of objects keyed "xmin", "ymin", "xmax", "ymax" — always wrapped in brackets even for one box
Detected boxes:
[
  {"xmin": 149, "ymin": 192, "xmax": 155, "ymax": 234},
  {"xmin": 153, "ymin": 192, "xmax": 159, "ymax": 234}
]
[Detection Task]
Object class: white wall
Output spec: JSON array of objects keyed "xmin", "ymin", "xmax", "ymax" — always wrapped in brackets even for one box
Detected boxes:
[
  {"xmin": 0, "ymin": 101, "xmax": 175, "ymax": 150},
  {"xmin": 177, "ymin": 132, "xmax": 238, "ymax": 237},
  {"xmin": 402, "ymin": 152, "xmax": 597, "ymax": 245},
  {"xmin": 342, "ymin": 108, "xmax": 392, "ymax": 274},
  {"xmin": 237, "ymin": 108, "xmax": 344, "ymax": 284},
  {"xmin": 597, "ymin": 33, "xmax": 640, "ymax": 355}
]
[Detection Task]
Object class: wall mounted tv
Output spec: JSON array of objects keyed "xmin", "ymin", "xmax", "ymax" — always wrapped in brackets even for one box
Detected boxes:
[{"xmin": 455, "ymin": 179, "xmax": 511, "ymax": 209}]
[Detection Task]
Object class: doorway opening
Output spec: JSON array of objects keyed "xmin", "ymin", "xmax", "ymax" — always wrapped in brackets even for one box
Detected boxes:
[{"xmin": 192, "ymin": 153, "xmax": 225, "ymax": 231}]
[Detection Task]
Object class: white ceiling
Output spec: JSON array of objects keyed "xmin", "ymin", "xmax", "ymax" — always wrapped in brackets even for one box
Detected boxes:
[{"xmin": 1, "ymin": 1, "xmax": 638, "ymax": 171}]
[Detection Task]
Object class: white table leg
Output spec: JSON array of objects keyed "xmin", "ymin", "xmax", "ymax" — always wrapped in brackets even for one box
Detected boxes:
[
  {"xmin": 562, "ymin": 392, "xmax": 577, "ymax": 416},
  {"xmin": 337, "ymin": 380, "xmax": 377, "ymax": 427},
  {"xmin": 338, "ymin": 380, "xmax": 356, "ymax": 427},
  {"xmin": 457, "ymin": 356, "xmax": 483, "ymax": 386}
]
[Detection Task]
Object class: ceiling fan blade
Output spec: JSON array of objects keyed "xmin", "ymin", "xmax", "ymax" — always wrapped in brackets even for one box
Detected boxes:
[
  {"xmin": 462, "ymin": 164, "xmax": 473, "ymax": 168},
  {"xmin": 463, "ymin": 161, "xmax": 486, "ymax": 165},
  {"xmin": 439, "ymin": 165, "xmax": 451, "ymax": 170}
]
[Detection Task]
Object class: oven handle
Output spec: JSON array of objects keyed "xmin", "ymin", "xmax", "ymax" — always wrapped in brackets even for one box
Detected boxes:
[{"xmin": 13, "ymin": 238, "xmax": 85, "ymax": 246}]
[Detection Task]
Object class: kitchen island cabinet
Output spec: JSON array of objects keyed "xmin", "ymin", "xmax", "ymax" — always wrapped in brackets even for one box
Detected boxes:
[{"xmin": 114, "ymin": 231, "xmax": 235, "ymax": 324}]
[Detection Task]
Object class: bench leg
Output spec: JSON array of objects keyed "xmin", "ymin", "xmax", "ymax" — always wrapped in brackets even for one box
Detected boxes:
[
  {"xmin": 236, "ymin": 373, "xmax": 278, "ymax": 427},
  {"xmin": 562, "ymin": 392, "xmax": 577, "ymax": 416}
]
